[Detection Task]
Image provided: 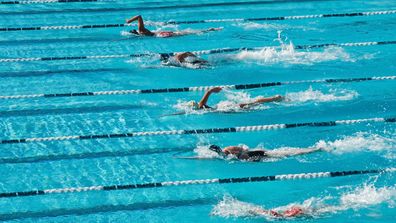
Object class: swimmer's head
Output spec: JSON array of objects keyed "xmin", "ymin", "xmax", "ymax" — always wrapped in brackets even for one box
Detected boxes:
[
  {"xmin": 209, "ymin": 145, "xmax": 223, "ymax": 155},
  {"xmin": 188, "ymin": 100, "xmax": 199, "ymax": 109},
  {"xmin": 130, "ymin": 29, "xmax": 139, "ymax": 35},
  {"xmin": 160, "ymin": 53, "xmax": 171, "ymax": 62}
]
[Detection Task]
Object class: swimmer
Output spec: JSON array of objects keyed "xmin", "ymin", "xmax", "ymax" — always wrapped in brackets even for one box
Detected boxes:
[
  {"xmin": 208, "ymin": 144, "xmax": 322, "ymax": 161},
  {"xmin": 192, "ymin": 87, "xmax": 283, "ymax": 110},
  {"xmin": 126, "ymin": 15, "xmax": 222, "ymax": 38},
  {"xmin": 160, "ymin": 52, "xmax": 208, "ymax": 68},
  {"xmin": 250, "ymin": 206, "xmax": 304, "ymax": 218}
]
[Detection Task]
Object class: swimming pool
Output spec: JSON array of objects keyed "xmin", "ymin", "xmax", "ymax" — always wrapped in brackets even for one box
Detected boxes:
[{"xmin": 0, "ymin": 0, "xmax": 395, "ymax": 222}]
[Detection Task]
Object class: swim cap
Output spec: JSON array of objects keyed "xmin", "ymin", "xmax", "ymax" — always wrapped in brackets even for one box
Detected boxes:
[
  {"xmin": 188, "ymin": 100, "xmax": 199, "ymax": 109},
  {"xmin": 209, "ymin": 145, "xmax": 223, "ymax": 154}
]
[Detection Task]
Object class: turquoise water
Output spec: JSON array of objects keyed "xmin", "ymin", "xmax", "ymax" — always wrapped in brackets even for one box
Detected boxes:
[{"xmin": 0, "ymin": 0, "xmax": 396, "ymax": 222}]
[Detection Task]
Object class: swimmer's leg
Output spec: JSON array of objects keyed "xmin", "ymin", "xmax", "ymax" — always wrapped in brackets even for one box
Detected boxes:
[
  {"xmin": 266, "ymin": 147, "xmax": 323, "ymax": 158},
  {"xmin": 239, "ymin": 95, "xmax": 283, "ymax": 108}
]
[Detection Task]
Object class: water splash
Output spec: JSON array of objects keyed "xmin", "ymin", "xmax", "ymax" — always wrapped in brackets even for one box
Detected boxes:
[
  {"xmin": 234, "ymin": 22, "xmax": 319, "ymax": 31},
  {"xmin": 211, "ymin": 184, "xmax": 396, "ymax": 219},
  {"xmin": 285, "ymin": 86, "xmax": 358, "ymax": 104},
  {"xmin": 315, "ymin": 132, "xmax": 396, "ymax": 156},
  {"xmin": 233, "ymin": 31, "xmax": 356, "ymax": 65}
]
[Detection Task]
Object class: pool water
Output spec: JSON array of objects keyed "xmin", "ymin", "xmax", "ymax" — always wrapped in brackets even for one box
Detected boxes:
[{"xmin": 0, "ymin": 0, "xmax": 395, "ymax": 222}]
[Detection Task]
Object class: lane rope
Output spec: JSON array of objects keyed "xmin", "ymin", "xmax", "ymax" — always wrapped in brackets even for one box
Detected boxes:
[
  {"xmin": 1, "ymin": 10, "xmax": 396, "ymax": 31},
  {"xmin": 1, "ymin": 117, "xmax": 395, "ymax": 145},
  {"xmin": 1, "ymin": 40, "xmax": 395, "ymax": 63},
  {"xmin": 0, "ymin": 0, "xmax": 111, "ymax": 4},
  {"xmin": 0, "ymin": 75, "xmax": 394, "ymax": 100},
  {"xmin": 0, "ymin": 168, "xmax": 394, "ymax": 198}
]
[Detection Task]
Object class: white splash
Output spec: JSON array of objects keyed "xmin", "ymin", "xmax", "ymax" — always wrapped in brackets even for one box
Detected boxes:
[
  {"xmin": 235, "ymin": 44, "xmax": 354, "ymax": 65},
  {"xmin": 285, "ymin": 87, "xmax": 358, "ymax": 103},
  {"xmin": 234, "ymin": 22, "xmax": 318, "ymax": 31},
  {"xmin": 315, "ymin": 132, "xmax": 396, "ymax": 155},
  {"xmin": 194, "ymin": 145, "xmax": 223, "ymax": 159},
  {"xmin": 211, "ymin": 184, "xmax": 396, "ymax": 219},
  {"xmin": 211, "ymin": 195, "xmax": 267, "ymax": 218},
  {"xmin": 233, "ymin": 31, "xmax": 355, "ymax": 65},
  {"xmin": 315, "ymin": 184, "xmax": 396, "ymax": 214}
]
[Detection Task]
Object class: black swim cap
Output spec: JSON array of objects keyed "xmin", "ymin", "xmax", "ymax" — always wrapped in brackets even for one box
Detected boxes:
[{"xmin": 209, "ymin": 145, "xmax": 223, "ymax": 154}]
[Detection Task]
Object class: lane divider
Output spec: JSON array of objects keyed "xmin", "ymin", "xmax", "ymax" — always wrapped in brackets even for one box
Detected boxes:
[
  {"xmin": 1, "ymin": 117, "xmax": 395, "ymax": 145},
  {"xmin": 0, "ymin": 75, "xmax": 394, "ymax": 100},
  {"xmin": 1, "ymin": 9, "xmax": 396, "ymax": 31},
  {"xmin": 0, "ymin": 0, "xmax": 110, "ymax": 4},
  {"xmin": 0, "ymin": 168, "xmax": 394, "ymax": 198},
  {"xmin": 1, "ymin": 40, "xmax": 395, "ymax": 63}
]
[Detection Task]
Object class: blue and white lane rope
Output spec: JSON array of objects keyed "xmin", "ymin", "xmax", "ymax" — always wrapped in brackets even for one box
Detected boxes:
[
  {"xmin": 1, "ymin": 9, "xmax": 396, "ymax": 31},
  {"xmin": 0, "ymin": 75, "xmax": 394, "ymax": 100},
  {"xmin": 1, "ymin": 40, "xmax": 395, "ymax": 63},
  {"xmin": 1, "ymin": 117, "xmax": 395, "ymax": 145},
  {"xmin": 0, "ymin": 0, "xmax": 109, "ymax": 4},
  {"xmin": 0, "ymin": 168, "xmax": 394, "ymax": 198}
]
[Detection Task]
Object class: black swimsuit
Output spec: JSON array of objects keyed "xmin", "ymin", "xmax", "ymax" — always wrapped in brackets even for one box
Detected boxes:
[{"xmin": 237, "ymin": 150, "xmax": 267, "ymax": 161}]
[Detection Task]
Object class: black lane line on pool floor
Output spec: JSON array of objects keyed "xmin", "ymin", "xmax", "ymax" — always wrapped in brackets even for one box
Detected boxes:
[
  {"xmin": 0, "ymin": 68, "xmax": 126, "ymax": 78},
  {"xmin": 0, "ymin": 147, "xmax": 193, "ymax": 164},
  {"xmin": 0, "ymin": 198, "xmax": 215, "ymax": 221},
  {"xmin": 0, "ymin": 169, "xmax": 389, "ymax": 198},
  {"xmin": 1, "ymin": 117, "xmax": 395, "ymax": 145},
  {"xmin": 1, "ymin": 9, "xmax": 395, "ymax": 31}
]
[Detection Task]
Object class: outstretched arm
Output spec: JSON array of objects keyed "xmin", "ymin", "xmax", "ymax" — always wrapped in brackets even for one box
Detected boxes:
[
  {"xmin": 198, "ymin": 87, "xmax": 222, "ymax": 108},
  {"xmin": 239, "ymin": 95, "xmax": 283, "ymax": 108},
  {"xmin": 126, "ymin": 15, "xmax": 145, "ymax": 32}
]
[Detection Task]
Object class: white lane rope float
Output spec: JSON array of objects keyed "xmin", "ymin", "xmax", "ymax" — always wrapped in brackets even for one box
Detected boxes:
[
  {"xmin": 1, "ymin": 117, "xmax": 395, "ymax": 145},
  {"xmin": 0, "ymin": 168, "xmax": 394, "ymax": 198},
  {"xmin": 1, "ymin": 9, "xmax": 396, "ymax": 31},
  {"xmin": 0, "ymin": 75, "xmax": 394, "ymax": 100},
  {"xmin": 0, "ymin": 40, "xmax": 395, "ymax": 63},
  {"xmin": 0, "ymin": 0, "xmax": 111, "ymax": 4}
]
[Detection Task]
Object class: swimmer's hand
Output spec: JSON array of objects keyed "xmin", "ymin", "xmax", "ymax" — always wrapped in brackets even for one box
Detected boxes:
[
  {"xmin": 208, "ymin": 27, "xmax": 223, "ymax": 31},
  {"xmin": 274, "ymin": 95, "xmax": 283, "ymax": 102},
  {"xmin": 209, "ymin": 87, "xmax": 222, "ymax": 93}
]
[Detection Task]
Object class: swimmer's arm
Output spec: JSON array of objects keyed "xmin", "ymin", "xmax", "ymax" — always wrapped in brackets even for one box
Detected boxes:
[
  {"xmin": 198, "ymin": 87, "xmax": 222, "ymax": 108},
  {"xmin": 126, "ymin": 15, "xmax": 147, "ymax": 32}
]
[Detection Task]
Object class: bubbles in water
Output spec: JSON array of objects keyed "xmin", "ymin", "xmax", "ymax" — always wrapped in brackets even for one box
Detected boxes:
[
  {"xmin": 194, "ymin": 145, "xmax": 222, "ymax": 158},
  {"xmin": 234, "ymin": 22, "xmax": 319, "ymax": 31},
  {"xmin": 211, "ymin": 195, "xmax": 266, "ymax": 218},
  {"xmin": 285, "ymin": 86, "xmax": 359, "ymax": 103},
  {"xmin": 315, "ymin": 132, "xmax": 396, "ymax": 156},
  {"xmin": 231, "ymin": 31, "xmax": 358, "ymax": 65},
  {"xmin": 235, "ymin": 44, "xmax": 354, "ymax": 65}
]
